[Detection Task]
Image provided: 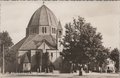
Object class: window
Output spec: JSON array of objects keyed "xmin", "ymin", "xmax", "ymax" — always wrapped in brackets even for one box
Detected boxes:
[
  {"xmin": 51, "ymin": 53, "xmax": 53, "ymax": 60},
  {"xmin": 52, "ymin": 28, "xmax": 56, "ymax": 34},
  {"xmin": 45, "ymin": 27, "xmax": 47, "ymax": 33},
  {"xmin": 42, "ymin": 27, "xmax": 44, "ymax": 33},
  {"xmin": 59, "ymin": 31, "xmax": 62, "ymax": 35},
  {"xmin": 51, "ymin": 53, "xmax": 53, "ymax": 57},
  {"xmin": 42, "ymin": 27, "xmax": 47, "ymax": 33},
  {"xmin": 53, "ymin": 28, "xmax": 54, "ymax": 33}
]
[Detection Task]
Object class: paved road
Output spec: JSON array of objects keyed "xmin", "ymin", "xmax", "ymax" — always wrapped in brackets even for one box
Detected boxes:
[{"xmin": 0, "ymin": 73, "xmax": 119, "ymax": 78}]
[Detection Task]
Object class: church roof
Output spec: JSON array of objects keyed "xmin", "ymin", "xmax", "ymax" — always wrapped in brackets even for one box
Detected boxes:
[
  {"xmin": 11, "ymin": 5, "xmax": 60, "ymax": 51},
  {"xmin": 28, "ymin": 5, "xmax": 58, "ymax": 27},
  {"xmin": 58, "ymin": 21, "xmax": 63, "ymax": 30},
  {"xmin": 11, "ymin": 37, "xmax": 27, "ymax": 51},
  {"xmin": 11, "ymin": 34, "xmax": 57, "ymax": 51}
]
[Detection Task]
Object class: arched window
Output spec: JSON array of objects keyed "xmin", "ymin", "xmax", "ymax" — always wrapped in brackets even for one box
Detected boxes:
[
  {"xmin": 42, "ymin": 27, "xmax": 44, "ymax": 33},
  {"xmin": 42, "ymin": 27, "xmax": 47, "ymax": 33},
  {"xmin": 52, "ymin": 28, "xmax": 56, "ymax": 34},
  {"xmin": 45, "ymin": 27, "xmax": 47, "ymax": 33}
]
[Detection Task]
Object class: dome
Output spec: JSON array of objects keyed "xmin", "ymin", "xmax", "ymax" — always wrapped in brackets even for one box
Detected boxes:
[{"xmin": 28, "ymin": 5, "xmax": 58, "ymax": 27}]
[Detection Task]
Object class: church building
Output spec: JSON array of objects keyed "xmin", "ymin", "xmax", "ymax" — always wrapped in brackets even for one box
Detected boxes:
[{"xmin": 12, "ymin": 4, "xmax": 63, "ymax": 72}]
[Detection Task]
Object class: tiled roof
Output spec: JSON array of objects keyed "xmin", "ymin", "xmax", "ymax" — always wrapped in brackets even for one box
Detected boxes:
[
  {"xmin": 18, "ymin": 35, "xmax": 57, "ymax": 50},
  {"xmin": 11, "ymin": 35, "xmax": 36, "ymax": 51},
  {"xmin": 12, "ymin": 5, "xmax": 60, "ymax": 51},
  {"xmin": 11, "ymin": 37, "xmax": 26, "ymax": 51},
  {"xmin": 28, "ymin": 5, "xmax": 58, "ymax": 27}
]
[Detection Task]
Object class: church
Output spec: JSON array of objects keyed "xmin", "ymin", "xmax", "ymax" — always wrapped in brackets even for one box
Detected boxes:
[{"xmin": 12, "ymin": 4, "xmax": 63, "ymax": 72}]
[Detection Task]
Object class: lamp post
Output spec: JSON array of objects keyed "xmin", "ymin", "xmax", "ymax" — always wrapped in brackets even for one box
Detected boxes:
[
  {"xmin": 2, "ymin": 44, "xmax": 5, "ymax": 74},
  {"xmin": 40, "ymin": 50, "xmax": 42, "ymax": 72}
]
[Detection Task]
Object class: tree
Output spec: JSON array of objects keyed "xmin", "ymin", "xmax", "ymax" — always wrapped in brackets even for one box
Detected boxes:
[
  {"xmin": 61, "ymin": 16, "xmax": 108, "ymax": 74},
  {"xmin": 95, "ymin": 46, "xmax": 110, "ymax": 71},
  {"xmin": 0, "ymin": 31, "xmax": 15, "ymax": 68},
  {"xmin": 110, "ymin": 48, "xmax": 119, "ymax": 72}
]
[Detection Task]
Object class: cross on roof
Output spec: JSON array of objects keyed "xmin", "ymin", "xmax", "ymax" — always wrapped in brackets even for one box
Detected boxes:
[{"xmin": 43, "ymin": 1, "xmax": 45, "ymax": 5}]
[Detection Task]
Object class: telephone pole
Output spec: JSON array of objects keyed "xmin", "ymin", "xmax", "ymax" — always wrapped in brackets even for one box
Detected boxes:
[{"xmin": 2, "ymin": 44, "xmax": 5, "ymax": 74}]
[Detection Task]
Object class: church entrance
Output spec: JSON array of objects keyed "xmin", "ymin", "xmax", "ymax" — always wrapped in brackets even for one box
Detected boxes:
[
  {"xmin": 31, "ymin": 49, "xmax": 43, "ymax": 72},
  {"xmin": 30, "ymin": 50, "xmax": 54, "ymax": 73}
]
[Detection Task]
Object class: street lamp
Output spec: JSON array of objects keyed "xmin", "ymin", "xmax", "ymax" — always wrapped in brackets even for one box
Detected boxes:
[
  {"xmin": 2, "ymin": 44, "xmax": 5, "ymax": 74},
  {"xmin": 0, "ymin": 39, "xmax": 5, "ymax": 74}
]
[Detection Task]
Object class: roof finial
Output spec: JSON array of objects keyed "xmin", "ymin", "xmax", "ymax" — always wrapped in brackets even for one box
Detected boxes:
[{"xmin": 43, "ymin": 1, "xmax": 45, "ymax": 5}]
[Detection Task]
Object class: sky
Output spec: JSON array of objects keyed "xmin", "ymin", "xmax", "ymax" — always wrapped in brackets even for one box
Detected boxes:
[{"xmin": 0, "ymin": 1, "xmax": 120, "ymax": 50}]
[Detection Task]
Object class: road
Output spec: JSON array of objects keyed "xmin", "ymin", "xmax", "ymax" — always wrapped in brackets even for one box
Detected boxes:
[{"xmin": 0, "ymin": 72, "xmax": 119, "ymax": 78}]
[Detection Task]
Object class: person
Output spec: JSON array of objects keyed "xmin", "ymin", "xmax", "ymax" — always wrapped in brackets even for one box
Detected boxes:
[
  {"xmin": 78, "ymin": 64, "xmax": 83, "ymax": 76},
  {"xmin": 107, "ymin": 67, "xmax": 110, "ymax": 73}
]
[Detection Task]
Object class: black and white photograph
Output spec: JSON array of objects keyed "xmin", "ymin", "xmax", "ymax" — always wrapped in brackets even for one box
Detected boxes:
[{"xmin": 0, "ymin": 0, "xmax": 119, "ymax": 78}]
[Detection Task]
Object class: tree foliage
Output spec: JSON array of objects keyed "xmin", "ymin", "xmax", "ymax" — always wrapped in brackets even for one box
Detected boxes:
[
  {"xmin": 110, "ymin": 48, "xmax": 119, "ymax": 70},
  {"xmin": 95, "ymin": 47, "xmax": 110, "ymax": 67},
  {"xmin": 0, "ymin": 31, "xmax": 15, "ymax": 66},
  {"xmin": 61, "ymin": 17, "xmax": 108, "ymax": 65}
]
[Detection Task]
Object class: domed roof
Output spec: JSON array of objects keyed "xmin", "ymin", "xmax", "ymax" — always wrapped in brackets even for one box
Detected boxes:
[{"xmin": 28, "ymin": 5, "xmax": 58, "ymax": 27}]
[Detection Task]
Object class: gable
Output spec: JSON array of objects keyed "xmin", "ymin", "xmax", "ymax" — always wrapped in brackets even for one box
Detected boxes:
[{"xmin": 38, "ymin": 41, "xmax": 50, "ymax": 50}]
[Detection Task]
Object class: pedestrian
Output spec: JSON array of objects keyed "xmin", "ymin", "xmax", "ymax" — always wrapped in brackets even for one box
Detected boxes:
[{"xmin": 78, "ymin": 64, "xmax": 82, "ymax": 76}]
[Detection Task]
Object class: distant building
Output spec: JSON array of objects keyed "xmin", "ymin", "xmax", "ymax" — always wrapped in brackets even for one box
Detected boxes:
[
  {"xmin": 88, "ymin": 58, "xmax": 115, "ymax": 73},
  {"xmin": 104, "ymin": 58, "xmax": 115, "ymax": 73},
  {"xmin": 12, "ymin": 4, "xmax": 63, "ymax": 72}
]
